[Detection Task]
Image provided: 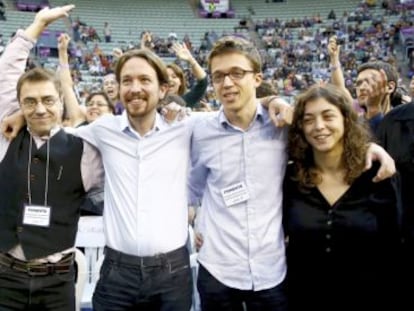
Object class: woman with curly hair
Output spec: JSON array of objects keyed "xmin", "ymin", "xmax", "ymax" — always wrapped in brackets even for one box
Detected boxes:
[{"xmin": 283, "ymin": 84, "xmax": 402, "ymax": 311}]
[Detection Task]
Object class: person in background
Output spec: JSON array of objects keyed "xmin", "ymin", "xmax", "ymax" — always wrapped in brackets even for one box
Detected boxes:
[
  {"xmin": 102, "ymin": 73, "xmax": 123, "ymax": 115},
  {"xmin": 57, "ymin": 33, "xmax": 114, "ymax": 128},
  {"xmin": 103, "ymin": 21, "xmax": 111, "ymax": 43},
  {"xmin": 166, "ymin": 42, "xmax": 208, "ymax": 108},
  {"xmin": 377, "ymin": 89, "xmax": 414, "ymax": 311},
  {"xmin": 284, "ymin": 84, "xmax": 401, "ymax": 311}
]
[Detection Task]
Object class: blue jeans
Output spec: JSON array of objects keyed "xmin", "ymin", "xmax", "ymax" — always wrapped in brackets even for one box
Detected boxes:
[
  {"xmin": 93, "ymin": 246, "xmax": 192, "ymax": 311},
  {"xmin": 197, "ymin": 264, "xmax": 287, "ymax": 311},
  {"xmin": 0, "ymin": 263, "xmax": 75, "ymax": 310}
]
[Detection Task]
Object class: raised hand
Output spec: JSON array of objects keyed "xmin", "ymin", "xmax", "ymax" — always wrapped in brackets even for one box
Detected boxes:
[
  {"xmin": 34, "ymin": 4, "xmax": 75, "ymax": 27},
  {"xmin": 57, "ymin": 33, "xmax": 70, "ymax": 52},
  {"xmin": 328, "ymin": 36, "xmax": 341, "ymax": 62},
  {"xmin": 25, "ymin": 4, "xmax": 75, "ymax": 40},
  {"xmin": 171, "ymin": 42, "xmax": 193, "ymax": 62}
]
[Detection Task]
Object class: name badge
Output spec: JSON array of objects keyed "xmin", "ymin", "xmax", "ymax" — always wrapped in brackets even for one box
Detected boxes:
[
  {"xmin": 221, "ymin": 182, "xmax": 250, "ymax": 207},
  {"xmin": 23, "ymin": 205, "xmax": 51, "ymax": 227}
]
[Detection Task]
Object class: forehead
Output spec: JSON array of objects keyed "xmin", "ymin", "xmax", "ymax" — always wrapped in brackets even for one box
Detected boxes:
[
  {"xmin": 103, "ymin": 74, "xmax": 116, "ymax": 83},
  {"xmin": 210, "ymin": 52, "xmax": 253, "ymax": 72},
  {"xmin": 167, "ymin": 67, "xmax": 177, "ymax": 75},
  {"xmin": 20, "ymin": 80, "xmax": 59, "ymax": 99},
  {"xmin": 357, "ymin": 68, "xmax": 381, "ymax": 80},
  {"xmin": 89, "ymin": 94, "xmax": 107, "ymax": 102},
  {"xmin": 304, "ymin": 98, "xmax": 340, "ymax": 115},
  {"xmin": 120, "ymin": 57, "xmax": 158, "ymax": 79}
]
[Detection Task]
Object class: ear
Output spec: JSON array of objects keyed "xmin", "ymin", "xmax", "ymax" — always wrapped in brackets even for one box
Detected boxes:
[
  {"xmin": 254, "ymin": 72, "xmax": 263, "ymax": 88},
  {"xmin": 386, "ymin": 81, "xmax": 396, "ymax": 95},
  {"xmin": 158, "ymin": 83, "xmax": 169, "ymax": 100}
]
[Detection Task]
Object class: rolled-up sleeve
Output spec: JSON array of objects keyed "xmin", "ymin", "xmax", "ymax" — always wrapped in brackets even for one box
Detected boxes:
[{"xmin": 81, "ymin": 141, "xmax": 104, "ymax": 192}]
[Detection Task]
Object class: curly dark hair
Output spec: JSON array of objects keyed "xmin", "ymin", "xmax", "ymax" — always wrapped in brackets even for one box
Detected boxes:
[{"xmin": 288, "ymin": 84, "xmax": 372, "ymax": 189}]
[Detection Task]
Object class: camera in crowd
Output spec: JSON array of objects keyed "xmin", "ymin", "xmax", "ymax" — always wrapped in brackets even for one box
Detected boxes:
[{"xmin": 336, "ymin": 38, "xmax": 346, "ymax": 45}]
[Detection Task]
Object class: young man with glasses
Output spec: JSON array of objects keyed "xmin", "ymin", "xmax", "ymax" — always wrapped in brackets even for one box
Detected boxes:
[
  {"xmin": 188, "ymin": 36, "xmax": 289, "ymax": 311},
  {"xmin": 0, "ymin": 5, "xmax": 103, "ymax": 310}
]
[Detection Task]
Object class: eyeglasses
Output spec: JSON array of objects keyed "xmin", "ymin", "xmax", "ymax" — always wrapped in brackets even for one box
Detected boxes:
[
  {"xmin": 211, "ymin": 68, "xmax": 255, "ymax": 84},
  {"xmin": 21, "ymin": 97, "xmax": 59, "ymax": 109},
  {"xmin": 85, "ymin": 101, "xmax": 110, "ymax": 108}
]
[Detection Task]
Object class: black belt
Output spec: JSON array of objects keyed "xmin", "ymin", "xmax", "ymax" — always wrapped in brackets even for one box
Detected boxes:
[
  {"xmin": 105, "ymin": 246, "xmax": 187, "ymax": 267},
  {"xmin": 0, "ymin": 252, "xmax": 74, "ymax": 276}
]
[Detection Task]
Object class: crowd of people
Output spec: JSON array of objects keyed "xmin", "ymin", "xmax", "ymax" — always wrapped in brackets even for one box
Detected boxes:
[
  {"xmin": 35, "ymin": 0, "xmax": 412, "ymax": 110},
  {"xmin": 0, "ymin": 1, "xmax": 414, "ymax": 311}
]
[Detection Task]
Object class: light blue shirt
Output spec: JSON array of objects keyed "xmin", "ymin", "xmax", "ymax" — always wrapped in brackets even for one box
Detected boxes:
[
  {"xmin": 73, "ymin": 112, "xmax": 192, "ymax": 256},
  {"xmin": 189, "ymin": 103, "xmax": 288, "ymax": 291}
]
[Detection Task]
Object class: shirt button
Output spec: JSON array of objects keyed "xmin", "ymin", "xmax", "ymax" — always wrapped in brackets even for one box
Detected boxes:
[
  {"xmin": 325, "ymin": 247, "xmax": 331, "ymax": 253},
  {"xmin": 326, "ymin": 234, "xmax": 331, "ymax": 240},
  {"xmin": 32, "ymin": 157, "xmax": 40, "ymax": 164},
  {"xmin": 328, "ymin": 209, "xmax": 333, "ymax": 215},
  {"xmin": 327, "ymin": 220, "xmax": 332, "ymax": 226},
  {"xmin": 30, "ymin": 174, "xmax": 35, "ymax": 181},
  {"xmin": 16, "ymin": 226, "xmax": 23, "ymax": 233}
]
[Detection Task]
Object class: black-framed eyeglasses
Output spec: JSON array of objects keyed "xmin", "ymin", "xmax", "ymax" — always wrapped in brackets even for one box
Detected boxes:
[
  {"xmin": 211, "ymin": 68, "xmax": 255, "ymax": 84},
  {"xmin": 21, "ymin": 97, "xmax": 59, "ymax": 109}
]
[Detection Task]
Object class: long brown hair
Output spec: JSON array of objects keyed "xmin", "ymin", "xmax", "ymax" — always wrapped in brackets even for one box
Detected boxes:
[
  {"xmin": 166, "ymin": 63, "xmax": 187, "ymax": 96},
  {"xmin": 288, "ymin": 84, "xmax": 372, "ymax": 189}
]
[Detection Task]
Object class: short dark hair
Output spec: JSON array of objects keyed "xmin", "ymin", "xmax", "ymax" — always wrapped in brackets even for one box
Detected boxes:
[
  {"xmin": 16, "ymin": 67, "xmax": 61, "ymax": 101},
  {"xmin": 207, "ymin": 36, "xmax": 262, "ymax": 74},
  {"xmin": 357, "ymin": 61, "xmax": 398, "ymax": 90},
  {"xmin": 85, "ymin": 91, "xmax": 115, "ymax": 113}
]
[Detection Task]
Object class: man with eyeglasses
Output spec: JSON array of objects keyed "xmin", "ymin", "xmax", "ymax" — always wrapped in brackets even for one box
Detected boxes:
[
  {"xmin": 188, "ymin": 35, "xmax": 289, "ymax": 311},
  {"xmin": 0, "ymin": 5, "xmax": 103, "ymax": 310}
]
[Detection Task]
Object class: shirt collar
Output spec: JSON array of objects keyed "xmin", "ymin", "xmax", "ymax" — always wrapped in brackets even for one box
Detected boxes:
[
  {"xmin": 218, "ymin": 101, "xmax": 265, "ymax": 129},
  {"xmin": 119, "ymin": 110, "xmax": 168, "ymax": 138},
  {"xmin": 27, "ymin": 125, "xmax": 61, "ymax": 140}
]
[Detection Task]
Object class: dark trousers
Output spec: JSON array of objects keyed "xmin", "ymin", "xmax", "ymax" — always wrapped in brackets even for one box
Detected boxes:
[
  {"xmin": 0, "ymin": 264, "xmax": 75, "ymax": 311},
  {"xmin": 197, "ymin": 264, "xmax": 287, "ymax": 311},
  {"xmin": 93, "ymin": 246, "xmax": 192, "ymax": 311}
]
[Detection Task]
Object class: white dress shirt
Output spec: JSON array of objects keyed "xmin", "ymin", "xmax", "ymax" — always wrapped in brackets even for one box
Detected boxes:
[
  {"xmin": 189, "ymin": 103, "xmax": 288, "ymax": 291},
  {"xmin": 73, "ymin": 112, "xmax": 193, "ymax": 256}
]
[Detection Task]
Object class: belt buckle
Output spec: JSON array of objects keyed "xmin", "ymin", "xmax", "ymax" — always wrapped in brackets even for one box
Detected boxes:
[{"xmin": 26, "ymin": 265, "xmax": 44, "ymax": 276}]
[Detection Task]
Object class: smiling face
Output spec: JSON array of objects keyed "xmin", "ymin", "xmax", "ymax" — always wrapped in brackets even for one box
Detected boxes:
[
  {"xmin": 19, "ymin": 81, "xmax": 63, "ymax": 137},
  {"xmin": 210, "ymin": 52, "xmax": 262, "ymax": 115},
  {"xmin": 302, "ymin": 97, "xmax": 345, "ymax": 156},
  {"xmin": 119, "ymin": 56, "xmax": 167, "ymax": 121},
  {"xmin": 85, "ymin": 93, "xmax": 113, "ymax": 123},
  {"xmin": 20, "ymin": 86, "xmax": 62, "ymax": 136},
  {"xmin": 167, "ymin": 67, "xmax": 182, "ymax": 95}
]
